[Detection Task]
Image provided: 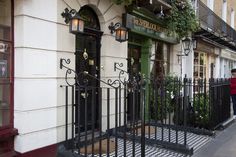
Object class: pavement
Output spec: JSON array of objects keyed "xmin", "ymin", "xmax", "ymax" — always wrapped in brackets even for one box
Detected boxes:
[{"xmin": 193, "ymin": 120, "xmax": 236, "ymax": 157}]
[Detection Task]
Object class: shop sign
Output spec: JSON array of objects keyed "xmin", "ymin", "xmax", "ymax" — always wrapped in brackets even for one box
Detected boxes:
[
  {"xmin": 0, "ymin": 42, "xmax": 8, "ymax": 53},
  {"xmin": 123, "ymin": 14, "xmax": 177, "ymax": 43},
  {"xmin": 231, "ymin": 52, "xmax": 236, "ymax": 60},
  {"xmin": 0, "ymin": 60, "xmax": 7, "ymax": 77},
  {"xmin": 196, "ymin": 40, "xmax": 214, "ymax": 54},
  {"xmin": 221, "ymin": 49, "xmax": 231, "ymax": 60}
]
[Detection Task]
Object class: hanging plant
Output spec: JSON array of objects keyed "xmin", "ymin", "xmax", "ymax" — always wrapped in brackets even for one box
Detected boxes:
[{"xmin": 165, "ymin": 0, "xmax": 200, "ymax": 39}]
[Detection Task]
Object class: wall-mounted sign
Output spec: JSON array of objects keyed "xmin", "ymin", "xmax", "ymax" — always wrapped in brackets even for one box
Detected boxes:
[
  {"xmin": 0, "ymin": 60, "xmax": 7, "ymax": 77},
  {"xmin": 196, "ymin": 40, "xmax": 214, "ymax": 54},
  {"xmin": 123, "ymin": 13, "xmax": 178, "ymax": 44},
  {"xmin": 0, "ymin": 42, "xmax": 8, "ymax": 53}
]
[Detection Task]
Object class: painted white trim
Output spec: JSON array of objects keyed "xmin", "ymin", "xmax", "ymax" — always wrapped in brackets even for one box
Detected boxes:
[
  {"xmin": 207, "ymin": 0, "xmax": 214, "ymax": 11},
  {"xmin": 231, "ymin": 9, "xmax": 235, "ymax": 28},
  {"xmin": 222, "ymin": 0, "xmax": 227, "ymax": 22}
]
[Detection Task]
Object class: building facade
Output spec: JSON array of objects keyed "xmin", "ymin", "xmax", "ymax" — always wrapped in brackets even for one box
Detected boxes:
[
  {"xmin": 0, "ymin": 0, "xmax": 179, "ymax": 156},
  {"xmin": 191, "ymin": 0, "xmax": 236, "ymax": 79},
  {"xmin": 0, "ymin": 0, "xmax": 236, "ymax": 156}
]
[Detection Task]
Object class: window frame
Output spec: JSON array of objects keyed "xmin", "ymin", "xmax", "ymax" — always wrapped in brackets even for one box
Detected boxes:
[
  {"xmin": 0, "ymin": 0, "xmax": 14, "ymax": 131},
  {"xmin": 194, "ymin": 51, "xmax": 207, "ymax": 79}
]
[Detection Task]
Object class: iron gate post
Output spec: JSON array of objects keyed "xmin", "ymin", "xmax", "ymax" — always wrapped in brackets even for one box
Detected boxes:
[{"xmin": 141, "ymin": 76, "xmax": 146, "ymax": 157}]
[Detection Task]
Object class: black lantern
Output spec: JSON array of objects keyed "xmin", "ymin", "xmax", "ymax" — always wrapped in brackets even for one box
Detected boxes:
[
  {"xmin": 69, "ymin": 14, "xmax": 84, "ymax": 34},
  {"xmin": 108, "ymin": 22, "xmax": 128, "ymax": 42},
  {"xmin": 61, "ymin": 8, "xmax": 84, "ymax": 34},
  {"xmin": 182, "ymin": 37, "xmax": 192, "ymax": 56}
]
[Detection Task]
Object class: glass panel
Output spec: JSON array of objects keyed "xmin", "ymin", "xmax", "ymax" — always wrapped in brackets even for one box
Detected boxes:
[
  {"xmin": 79, "ymin": 6, "xmax": 100, "ymax": 30},
  {"xmin": 194, "ymin": 52, "xmax": 199, "ymax": 64},
  {"xmin": 128, "ymin": 45, "xmax": 141, "ymax": 77},
  {"xmin": 194, "ymin": 66, "xmax": 199, "ymax": 77},
  {"xmin": 0, "ymin": 41, "xmax": 10, "ymax": 79},
  {"xmin": 0, "ymin": 0, "xmax": 12, "ymax": 41},
  {"xmin": 200, "ymin": 66, "xmax": 204, "ymax": 78},
  {"xmin": 0, "ymin": 0, "xmax": 12, "ymax": 129},
  {"xmin": 200, "ymin": 53, "xmax": 204, "ymax": 65},
  {"xmin": 0, "ymin": 84, "xmax": 10, "ymax": 127}
]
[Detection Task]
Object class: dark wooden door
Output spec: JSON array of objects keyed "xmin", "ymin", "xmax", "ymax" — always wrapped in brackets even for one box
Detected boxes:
[
  {"xmin": 76, "ymin": 29, "xmax": 102, "ymax": 131},
  {"xmin": 127, "ymin": 45, "xmax": 141, "ymax": 121}
]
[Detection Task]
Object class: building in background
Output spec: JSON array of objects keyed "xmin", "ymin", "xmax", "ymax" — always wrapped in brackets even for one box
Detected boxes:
[{"xmin": 192, "ymin": 0, "xmax": 236, "ymax": 79}]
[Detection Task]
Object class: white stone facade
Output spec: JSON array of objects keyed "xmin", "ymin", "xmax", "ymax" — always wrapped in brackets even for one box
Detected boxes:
[
  {"xmin": 14, "ymin": 0, "xmax": 127, "ymax": 153},
  {"xmin": 13, "ymin": 0, "xmax": 236, "ymax": 154}
]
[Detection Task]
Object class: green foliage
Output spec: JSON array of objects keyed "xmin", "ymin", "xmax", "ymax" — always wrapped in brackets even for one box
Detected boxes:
[
  {"xmin": 192, "ymin": 94, "xmax": 210, "ymax": 128},
  {"xmin": 112, "ymin": 0, "xmax": 134, "ymax": 5},
  {"xmin": 165, "ymin": 0, "xmax": 200, "ymax": 39},
  {"xmin": 149, "ymin": 75, "xmax": 181, "ymax": 120}
]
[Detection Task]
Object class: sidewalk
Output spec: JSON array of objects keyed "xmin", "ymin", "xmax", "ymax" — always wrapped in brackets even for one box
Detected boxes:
[{"xmin": 193, "ymin": 120, "xmax": 236, "ymax": 157}]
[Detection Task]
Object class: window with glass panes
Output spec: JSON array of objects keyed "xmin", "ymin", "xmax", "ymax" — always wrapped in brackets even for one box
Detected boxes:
[
  {"xmin": 194, "ymin": 52, "xmax": 206, "ymax": 79},
  {"xmin": 0, "ymin": 0, "xmax": 13, "ymax": 129}
]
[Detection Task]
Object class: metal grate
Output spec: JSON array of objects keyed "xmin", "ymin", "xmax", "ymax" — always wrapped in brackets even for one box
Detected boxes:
[{"xmin": 81, "ymin": 127, "xmax": 211, "ymax": 157}]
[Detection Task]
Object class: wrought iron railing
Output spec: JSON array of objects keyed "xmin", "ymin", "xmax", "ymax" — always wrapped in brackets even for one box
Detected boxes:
[
  {"xmin": 58, "ymin": 59, "xmax": 231, "ymax": 157},
  {"xmin": 196, "ymin": 0, "xmax": 236, "ymax": 43}
]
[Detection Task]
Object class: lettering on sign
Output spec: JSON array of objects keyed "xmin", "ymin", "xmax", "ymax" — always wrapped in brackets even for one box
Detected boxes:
[
  {"xmin": 133, "ymin": 18, "xmax": 166, "ymax": 32},
  {"xmin": 123, "ymin": 13, "xmax": 177, "ymax": 43}
]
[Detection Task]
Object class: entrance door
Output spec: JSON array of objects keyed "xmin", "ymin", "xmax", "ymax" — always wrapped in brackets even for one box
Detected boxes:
[
  {"xmin": 127, "ymin": 45, "xmax": 141, "ymax": 121},
  {"xmin": 76, "ymin": 29, "xmax": 102, "ymax": 131}
]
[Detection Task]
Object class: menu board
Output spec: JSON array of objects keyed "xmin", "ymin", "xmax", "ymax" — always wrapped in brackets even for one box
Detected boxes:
[{"xmin": 0, "ymin": 60, "xmax": 7, "ymax": 77}]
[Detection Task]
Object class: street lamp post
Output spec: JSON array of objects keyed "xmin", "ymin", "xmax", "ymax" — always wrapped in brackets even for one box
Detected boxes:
[{"xmin": 182, "ymin": 37, "xmax": 192, "ymax": 56}]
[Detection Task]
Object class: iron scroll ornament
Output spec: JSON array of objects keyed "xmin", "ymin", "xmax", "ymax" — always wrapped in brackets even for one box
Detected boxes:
[
  {"xmin": 60, "ymin": 58, "xmax": 146, "ymax": 88},
  {"xmin": 107, "ymin": 62, "xmax": 146, "ymax": 89},
  {"xmin": 60, "ymin": 58, "xmax": 118, "ymax": 88}
]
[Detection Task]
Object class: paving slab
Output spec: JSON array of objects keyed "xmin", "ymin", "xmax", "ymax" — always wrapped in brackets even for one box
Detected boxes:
[{"xmin": 193, "ymin": 121, "xmax": 236, "ymax": 157}]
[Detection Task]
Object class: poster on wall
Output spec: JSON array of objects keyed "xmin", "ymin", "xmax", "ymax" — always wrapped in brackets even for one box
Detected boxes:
[
  {"xmin": 0, "ymin": 42, "xmax": 8, "ymax": 53},
  {"xmin": 0, "ymin": 60, "xmax": 7, "ymax": 77}
]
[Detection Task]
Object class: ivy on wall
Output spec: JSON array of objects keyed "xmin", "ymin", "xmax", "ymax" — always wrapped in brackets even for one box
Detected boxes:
[
  {"xmin": 112, "ymin": 0, "xmax": 199, "ymax": 39},
  {"xmin": 165, "ymin": 0, "xmax": 200, "ymax": 39}
]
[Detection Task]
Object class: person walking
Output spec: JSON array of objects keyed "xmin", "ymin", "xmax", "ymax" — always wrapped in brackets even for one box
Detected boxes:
[{"xmin": 231, "ymin": 68, "xmax": 236, "ymax": 119}]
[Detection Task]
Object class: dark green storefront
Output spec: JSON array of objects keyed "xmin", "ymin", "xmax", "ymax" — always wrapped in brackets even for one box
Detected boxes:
[
  {"xmin": 123, "ymin": 7, "xmax": 178, "ymax": 79},
  {"xmin": 123, "ymin": 7, "xmax": 178, "ymax": 120}
]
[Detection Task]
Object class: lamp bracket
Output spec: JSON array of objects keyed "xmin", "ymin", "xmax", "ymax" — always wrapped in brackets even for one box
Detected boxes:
[
  {"xmin": 61, "ymin": 8, "xmax": 78, "ymax": 24},
  {"xmin": 108, "ymin": 22, "xmax": 122, "ymax": 34}
]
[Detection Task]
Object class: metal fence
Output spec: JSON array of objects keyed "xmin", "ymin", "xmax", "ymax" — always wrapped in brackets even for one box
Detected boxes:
[{"xmin": 59, "ymin": 59, "xmax": 230, "ymax": 157}]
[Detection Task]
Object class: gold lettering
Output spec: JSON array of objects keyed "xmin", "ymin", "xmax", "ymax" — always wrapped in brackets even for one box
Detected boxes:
[{"xmin": 133, "ymin": 17, "xmax": 166, "ymax": 33}]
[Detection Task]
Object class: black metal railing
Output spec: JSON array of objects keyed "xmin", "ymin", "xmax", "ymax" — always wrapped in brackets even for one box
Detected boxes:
[
  {"xmin": 59, "ymin": 59, "xmax": 231, "ymax": 156},
  {"xmin": 197, "ymin": 0, "xmax": 236, "ymax": 43}
]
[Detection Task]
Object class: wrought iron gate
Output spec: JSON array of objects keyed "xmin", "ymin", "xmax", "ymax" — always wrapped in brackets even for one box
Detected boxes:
[{"xmin": 59, "ymin": 59, "xmax": 230, "ymax": 157}]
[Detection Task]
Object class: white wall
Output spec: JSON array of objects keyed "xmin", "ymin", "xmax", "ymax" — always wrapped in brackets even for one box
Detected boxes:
[
  {"xmin": 14, "ymin": 0, "xmax": 58, "ymax": 153},
  {"xmin": 169, "ymin": 44, "xmax": 181, "ymax": 77},
  {"xmin": 184, "ymin": 46, "xmax": 194, "ymax": 79},
  {"xmin": 14, "ymin": 0, "xmax": 126, "ymax": 154},
  {"xmin": 214, "ymin": 57, "xmax": 220, "ymax": 78}
]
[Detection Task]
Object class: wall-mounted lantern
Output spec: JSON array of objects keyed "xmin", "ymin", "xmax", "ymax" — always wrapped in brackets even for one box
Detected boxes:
[
  {"xmin": 108, "ymin": 22, "xmax": 128, "ymax": 42},
  {"xmin": 182, "ymin": 37, "xmax": 192, "ymax": 56},
  {"xmin": 61, "ymin": 8, "xmax": 84, "ymax": 34}
]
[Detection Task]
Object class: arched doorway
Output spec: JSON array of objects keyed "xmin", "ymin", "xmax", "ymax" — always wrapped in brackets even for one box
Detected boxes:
[{"xmin": 76, "ymin": 6, "xmax": 103, "ymax": 131}]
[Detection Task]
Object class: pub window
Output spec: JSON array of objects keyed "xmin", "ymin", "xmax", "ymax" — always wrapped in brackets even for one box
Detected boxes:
[
  {"xmin": 194, "ymin": 52, "xmax": 206, "ymax": 79},
  {"xmin": 151, "ymin": 41, "xmax": 170, "ymax": 78},
  {"xmin": 0, "ymin": 0, "xmax": 13, "ymax": 129}
]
